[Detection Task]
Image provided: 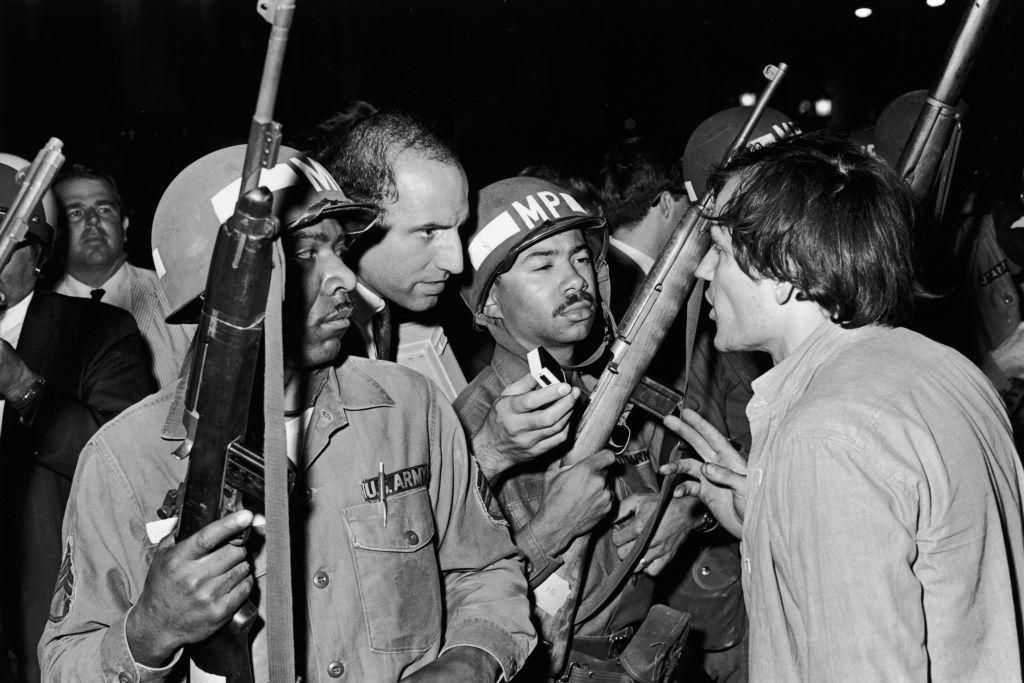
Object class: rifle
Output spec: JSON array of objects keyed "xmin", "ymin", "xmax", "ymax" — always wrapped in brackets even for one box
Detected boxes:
[
  {"xmin": 165, "ymin": 1, "xmax": 297, "ymax": 680},
  {"xmin": 895, "ymin": 0, "xmax": 1001, "ymax": 224},
  {"xmin": 170, "ymin": 188, "xmax": 278, "ymax": 682},
  {"xmin": 534, "ymin": 63, "xmax": 789, "ymax": 674},
  {"xmin": 0, "ymin": 138, "xmax": 64, "ymax": 307}
]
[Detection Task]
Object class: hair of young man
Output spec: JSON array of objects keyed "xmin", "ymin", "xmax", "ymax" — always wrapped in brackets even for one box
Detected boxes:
[
  {"xmin": 54, "ymin": 163, "xmax": 125, "ymax": 214},
  {"xmin": 599, "ymin": 137, "xmax": 686, "ymax": 231},
  {"xmin": 708, "ymin": 131, "xmax": 921, "ymax": 329},
  {"xmin": 324, "ymin": 109, "xmax": 460, "ymax": 206},
  {"xmin": 518, "ymin": 165, "xmax": 604, "ymax": 217}
]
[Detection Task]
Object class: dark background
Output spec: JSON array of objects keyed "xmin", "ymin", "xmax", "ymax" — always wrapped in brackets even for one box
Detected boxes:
[{"xmin": 1, "ymin": 0, "xmax": 1020, "ymax": 265}]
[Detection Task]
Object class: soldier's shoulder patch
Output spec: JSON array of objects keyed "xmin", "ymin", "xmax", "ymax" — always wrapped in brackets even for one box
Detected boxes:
[{"xmin": 48, "ymin": 536, "xmax": 76, "ymax": 624}]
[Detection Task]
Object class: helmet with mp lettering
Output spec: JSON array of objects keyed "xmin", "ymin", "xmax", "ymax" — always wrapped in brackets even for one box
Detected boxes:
[
  {"xmin": 682, "ymin": 106, "xmax": 801, "ymax": 198},
  {"xmin": 461, "ymin": 176, "xmax": 606, "ymax": 318},
  {"xmin": 152, "ymin": 144, "xmax": 379, "ymax": 322}
]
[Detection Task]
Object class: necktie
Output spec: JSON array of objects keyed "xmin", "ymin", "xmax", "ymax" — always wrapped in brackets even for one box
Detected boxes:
[
  {"xmin": 371, "ymin": 303, "xmax": 395, "ymax": 362},
  {"xmin": 90, "ymin": 288, "xmax": 105, "ymax": 302}
]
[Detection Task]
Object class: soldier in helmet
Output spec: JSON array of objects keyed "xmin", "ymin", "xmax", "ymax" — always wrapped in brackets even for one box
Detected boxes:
[
  {"xmin": 454, "ymin": 176, "xmax": 699, "ymax": 681},
  {"xmin": 0, "ymin": 161, "xmax": 156, "ymax": 682},
  {"xmin": 39, "ymin": 147, "xmax": 536, "ymax": 682}
]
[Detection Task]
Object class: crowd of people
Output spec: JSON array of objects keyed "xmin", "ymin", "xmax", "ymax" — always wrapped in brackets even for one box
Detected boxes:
[{"xmin": 0, "ymin": 93, "xmax": 1022, "ymax": 683}]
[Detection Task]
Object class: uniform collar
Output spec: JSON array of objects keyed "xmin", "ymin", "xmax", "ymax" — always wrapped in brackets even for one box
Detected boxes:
[{"xmin": 160, "ymin": 356, "xmax": 395, "ymax": 445}]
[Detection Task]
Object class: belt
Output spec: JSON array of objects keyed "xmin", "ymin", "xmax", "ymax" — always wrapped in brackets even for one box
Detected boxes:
[{"xmin": 569, "ymin": 623, "xmax": 638, "ymax": 660}]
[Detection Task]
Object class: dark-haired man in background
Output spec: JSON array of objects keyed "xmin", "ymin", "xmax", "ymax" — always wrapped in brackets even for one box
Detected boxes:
[
  {"xmin": 53, "ymin": 165, "xmax": 192, "ymax": 387},
  {"xmin": 662, "ymin": 133, "xmax": 1024, "ymax": 680},
  {"xmin": 318, "ymin": 109, "xmax": 467, "ymax": 364},
  {"xmin": 0, "ymin": 162, "xmax": 155, "ymax": 682}
]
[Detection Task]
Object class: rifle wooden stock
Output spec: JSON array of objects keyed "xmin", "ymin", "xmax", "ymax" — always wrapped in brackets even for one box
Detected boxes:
[
  {"xmin": 896, "ymin": 0, "xmax": 1001, "ymax": 215},
  {"xmin": 174, "ymin": 188, "xmax": 277, "ymax": 683},
  {"xmin": 0, "ymin": 138, "xmax": 64, "ymax": 306},
  {"xmin": 535, "ymin": 64, "xmax": 789, "ymax": 674}
]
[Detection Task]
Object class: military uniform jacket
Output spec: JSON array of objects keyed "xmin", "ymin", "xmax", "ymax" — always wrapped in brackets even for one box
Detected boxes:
[
  {"xmin": 40, "ymin": 357, "xmax": 535, "ymax": 682},
  {"xmin": 453, "ymin": 343, "xmax": 658, "ymax": 640}
]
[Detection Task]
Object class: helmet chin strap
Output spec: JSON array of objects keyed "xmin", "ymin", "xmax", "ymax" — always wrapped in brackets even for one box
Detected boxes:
[{"xmin": 473, "ymin": 297, "xmax": 613, "ymax": 373}]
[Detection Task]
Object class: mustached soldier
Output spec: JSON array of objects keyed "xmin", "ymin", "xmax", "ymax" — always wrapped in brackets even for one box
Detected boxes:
[{"xmin": 454, "ymin": 177, "xmax": 698, "ymax": 681}]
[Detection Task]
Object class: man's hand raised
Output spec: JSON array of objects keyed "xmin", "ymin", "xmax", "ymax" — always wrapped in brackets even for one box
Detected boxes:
[
  {"xmin": 472, "ymin": 372, "xmax": 580, "ymax": 480},
  {"xmin": 126, "ymin": 510, "xmax": 256, "ymax": 668},
  {"xmin": 660, "ymin": 409, "xmax": 748, "ymax": 539}
]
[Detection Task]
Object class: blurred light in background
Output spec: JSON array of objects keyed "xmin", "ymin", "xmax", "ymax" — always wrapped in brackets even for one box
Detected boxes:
[
  {"xmin": 815, "ymin": 98, "xmax": 833, "ymax": 117},
  {"xmin": 854, "ymin": 7, "xmax": 873, "ymax": 18},
  {"xmin": 926, "ymin": 0, "xmax": 945, "ymax": 7},
  {"xmin": 739, "ymin": 92, "xmax": 757, "ymax": 106}
]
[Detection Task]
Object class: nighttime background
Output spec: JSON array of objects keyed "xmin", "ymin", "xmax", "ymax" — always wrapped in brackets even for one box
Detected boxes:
[{"xmin": 1, "ymin": 0, "xmax": 1021, "ymax": 268}]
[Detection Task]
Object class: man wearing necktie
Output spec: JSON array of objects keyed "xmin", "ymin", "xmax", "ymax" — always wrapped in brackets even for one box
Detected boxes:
[
  {"xmin": 52, "ymin": 165, "xmax": 192, "ymax": 387},
  {"xmin": 0, "ymin": 162, "xmax": 155, "ymax": 682}
]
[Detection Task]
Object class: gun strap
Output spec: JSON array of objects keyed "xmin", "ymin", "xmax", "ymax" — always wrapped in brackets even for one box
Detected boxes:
[
  {"xmin": 264, "ymin": 242, "xmax": 296, "ymax": 682},
  {"xmin": 575, "ymin": 281, "xmax": 703, "ymax": 625}
]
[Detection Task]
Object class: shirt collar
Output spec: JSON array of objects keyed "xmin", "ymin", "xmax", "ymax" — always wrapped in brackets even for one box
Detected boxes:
[
  {"xmin": 609, "ymin": 236, "xmax": 655, "ymax": 274},
  {"xmin": 58, "ymin": 261, "xmax": 131, "ymax": 309},
  {"xmin": 351, "ymin": 280, "xmax": 386, "ymax": 325},
  {"xmin": 749, "ymin": 320, "xmax": 876, "ymax": 416},
  {"xmin": 160, "ymin": 357, "xmax": 395, "ymax": 444}
]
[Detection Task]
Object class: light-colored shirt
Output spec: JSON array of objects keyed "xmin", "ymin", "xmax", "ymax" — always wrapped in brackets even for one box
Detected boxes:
[
  {"xmin": 0, "ymin": 290, "xmax": 34, "ymax": 426},
  {"xmin": 57, "ymin": 263, "xmax": 132, "ymax": 310},
  {"xmin": 57, "ymin": 263, "xmax": 193, "ymax": 387},
  {"xmin": 742, "ymin": 322, "xmax": 1024, "ymax": 681},
  {"xmin": 608, "ymin": 236, "xmax": 654, "ymax": 274}
]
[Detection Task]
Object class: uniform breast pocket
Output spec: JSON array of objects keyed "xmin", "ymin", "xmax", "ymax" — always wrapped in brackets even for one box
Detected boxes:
[{"xmin": 344, "ymin": 489, "xmax": 442, "ymax": 653}]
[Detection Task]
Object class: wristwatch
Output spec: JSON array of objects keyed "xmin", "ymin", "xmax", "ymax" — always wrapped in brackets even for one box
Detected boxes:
[{"xmin": 8, "ymin": 374, "xmax": 45, "ymax": 414}]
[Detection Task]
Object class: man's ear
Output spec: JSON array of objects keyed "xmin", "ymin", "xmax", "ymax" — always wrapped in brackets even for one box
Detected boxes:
[
  {"xmin": 122, "ymin": 215, "xmax": 130, "ymax": 236},
  {"xmin": 773, "ymin": 281, "xmax": 799, "ymax": 306},
  {"xmin": 657, "ymin": 190, "xmax": 674, "ymax": 219}
]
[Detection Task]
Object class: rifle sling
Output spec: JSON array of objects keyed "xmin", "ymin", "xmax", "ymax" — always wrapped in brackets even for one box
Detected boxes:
[
  {"xmin": 574, "ymin": 282, "xmax": 704, "ymax": 626},
  {"xmin": 264, "ymin": 243, "xmax": 296, "ymax": 682}
]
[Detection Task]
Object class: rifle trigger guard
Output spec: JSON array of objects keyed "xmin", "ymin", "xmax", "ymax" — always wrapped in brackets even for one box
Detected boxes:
[{"xmin": 608, "ymin": 421, "xmax": 631, "ymax": 455}]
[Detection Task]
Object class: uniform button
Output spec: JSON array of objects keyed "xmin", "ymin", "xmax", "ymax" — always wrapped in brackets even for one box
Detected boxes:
[
  {"xmin": 743, "ymin": 558, "xmax": 752, "ymax": 574},
  {"xmin": 404, "ymin": 530, "xmax": 419, "ymax": 546},
  {"xmin": 313, "ymin": 570, "xmax": 330, "ymax": 588},
  {"xmin": 1004, "ymin": 294, "xmax": 1016, "ymax": 305},
  {"xmin": 327, "ymin": 660, "xmax": 345, "ymax": 677},
  {"xmin": 118, "ymin": 674, "xmax": 133, "ymax": 683},
  {"xmin": 700, "ymin": 565, "xmax": 711, "ymax": 577},
  {"xmin": 320, "ymin": 408, "xmax": 334, "ymax": 422},
  {"xmin": 305, "ymin": 486, "xmax": 314, "ymax": 502}
]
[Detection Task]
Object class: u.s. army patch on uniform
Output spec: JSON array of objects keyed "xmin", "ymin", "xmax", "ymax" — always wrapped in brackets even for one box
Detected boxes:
[
  {"xmin": 361, "ymin": 464, "xmax": 430, "ymax": 501},
  {"xmin": 48, "ymin": 537, "xmax": 75, "ymax": 624}
]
